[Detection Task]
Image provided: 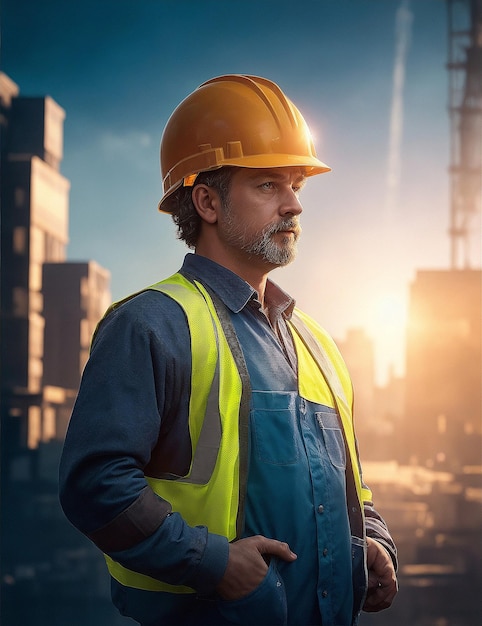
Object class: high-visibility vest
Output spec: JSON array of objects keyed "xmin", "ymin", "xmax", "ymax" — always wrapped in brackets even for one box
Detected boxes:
[{"xmin": 105, "ymin": 272, "xmax": 371, "ymax": 593}]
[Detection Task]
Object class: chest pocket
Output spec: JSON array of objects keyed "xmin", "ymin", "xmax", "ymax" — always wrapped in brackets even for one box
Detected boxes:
[
  {"xmin": 250, "ymin": 391, "xmax": 300, "ymax": 465},
  {"xmin": 316, "ymin": 410, "xmax": 347, "ymax": 469}
]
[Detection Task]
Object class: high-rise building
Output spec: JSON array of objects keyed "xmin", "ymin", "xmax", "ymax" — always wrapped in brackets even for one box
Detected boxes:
[
  {"xmin": 0, "ymin": 73, "xmax": 116, "ymax": 625},
  {"xmin": 336, "ymin": 328, "xmax": 405, "ymax": 461},
  {"xmin": 1, "ymin": 74, "xmax": 69, "ymax": 391},
  {"xmin": 0, "ymin": 73, "xmax": 110, "ymax": 478},
  {"xmin": 42, "ymin": 261, "xmax": 111, "ymax": 402},
  {"xmin": 0, "ymin": 73, "xmax": 69, "ymax": 479},
  {"xmin": 404, "ymin": 269, "xmax": 482, "ymax": 468},
  {"xmin": 336, "ymin": 327, "xmax": 376, "ymax": 427}
]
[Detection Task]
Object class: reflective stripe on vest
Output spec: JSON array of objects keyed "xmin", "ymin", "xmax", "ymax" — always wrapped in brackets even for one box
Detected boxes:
[
  {"xmin": 106, "ymin": 274, "xmax": 244, "ymax": 593},
  {"xmin": 289, "ymin": 309, "xmax": 372, "ymax": 507},
  {"xmin": 105, "ymin": 273, "xmax": 369, "ymax": 593}
]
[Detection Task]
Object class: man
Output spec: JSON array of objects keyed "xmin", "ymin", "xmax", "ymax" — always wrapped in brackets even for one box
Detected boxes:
[{"xmin": 60, "ymin": 74, "xmax": 397, "ymax": 626}]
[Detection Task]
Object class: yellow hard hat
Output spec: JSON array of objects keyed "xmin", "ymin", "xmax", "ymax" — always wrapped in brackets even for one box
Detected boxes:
[{"xmin": 158, "ymin": 74, "xmax": 331, "ymax": 212}]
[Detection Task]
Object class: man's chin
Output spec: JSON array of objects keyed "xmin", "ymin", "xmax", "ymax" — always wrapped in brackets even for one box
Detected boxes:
[{"xmin": 263, "ymin": 249, "xmax": 298, "ymax": 267}]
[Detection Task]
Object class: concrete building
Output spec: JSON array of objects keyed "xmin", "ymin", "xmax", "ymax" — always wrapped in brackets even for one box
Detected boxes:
[
  {"xmin": 336, "ymin": 328, "xmax": 407, "ymax": 461},
  {"xmin": 1, "ymin": 73, "xmax": 70, "ymax": 478},
  {"xmin": 404, "ymin": 269, "xmax": 482, "ymax": 469},
  {"xmin": 1, "ymin": 73, "xmax": 116, "ymax": 625},
  {"xmin": 336, "ymin": 327, "xmax": 376, "ymax": 425},
  {"xmin": 42, "ymin": 261, "xmax": 111, "ymax": 398},
  {"xmin": 0, "ymin": 73, "xmax": 110, "ymax": 477},
  {"xmin": 1, "ymin": 74, "xmax": 69, "ymax": 392}
]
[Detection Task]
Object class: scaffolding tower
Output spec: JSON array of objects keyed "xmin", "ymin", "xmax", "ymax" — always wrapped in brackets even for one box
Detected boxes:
[{"xmin": 447, "ymin": 0, "xmax": 482, "ymax": 268}]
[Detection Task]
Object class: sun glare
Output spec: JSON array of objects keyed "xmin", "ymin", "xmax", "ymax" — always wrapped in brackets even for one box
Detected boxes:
[
  {"xmin": 374, "ymin": 293, "xmax": 407, "ymax": 329},
  {"xmin": 370, "ymin": 292, "xmax": 408, "ymax": 383}
]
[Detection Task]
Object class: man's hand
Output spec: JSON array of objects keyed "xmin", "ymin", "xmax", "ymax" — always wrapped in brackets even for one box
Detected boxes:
[
  {"xmin": 216, "ymin": 535, "xmax": 297, "ymax": 601},
  {"xmin": 363, "ymin": 536, "xmax": 398, "ymax": 612}
]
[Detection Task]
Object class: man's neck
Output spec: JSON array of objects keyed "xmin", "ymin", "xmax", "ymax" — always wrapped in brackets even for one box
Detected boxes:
[{"xmin": 194, "ymin": 249, "xmax": 270, "ymax": 306}]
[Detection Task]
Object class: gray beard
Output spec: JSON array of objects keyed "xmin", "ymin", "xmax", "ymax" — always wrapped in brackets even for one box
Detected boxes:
[
  {"xmin": 222, "ymin": 207, "xmax": 301, "ymax": 267},
  {"xmin": 244, "ymin": 222, "xmax": 299, "ymax": 266}
]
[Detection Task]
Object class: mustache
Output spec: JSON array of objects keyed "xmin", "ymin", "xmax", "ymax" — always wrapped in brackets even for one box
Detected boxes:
[{"xmin": 267, "ymin": 218, "xmax": 302, "ymax": 237}]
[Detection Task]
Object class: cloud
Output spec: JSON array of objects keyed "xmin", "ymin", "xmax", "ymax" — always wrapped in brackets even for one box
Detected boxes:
[{"xmin": 386, "ymin": 0, "xmax": 413, "ymax": 220}]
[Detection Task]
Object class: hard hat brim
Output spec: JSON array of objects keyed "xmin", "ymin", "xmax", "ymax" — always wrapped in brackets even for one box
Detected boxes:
[{"xmin": 158, "ymin": 157, "xmax": 331, "ymax": 214}]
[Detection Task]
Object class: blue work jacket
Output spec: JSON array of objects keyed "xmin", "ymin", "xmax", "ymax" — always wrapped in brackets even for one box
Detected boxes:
[{"xmin": 59, "ymin": 254, "xmax": 397, "ymax": 626}]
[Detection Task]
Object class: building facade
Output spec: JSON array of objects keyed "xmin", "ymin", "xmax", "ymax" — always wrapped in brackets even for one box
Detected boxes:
[
  {"xmin": 1, "ymin": 73, "xmax": 116, "ymax": 625},
  {"xmin": 404, "ymin": 269, "xmax": 482, "ymax": 469},
  {"xmin": 0, "ymin": 72, "xmax": 110, "ymax": 478},
  {"xmin": 42, "ymin": 260, "xmax": 111, "ymax": 437}
]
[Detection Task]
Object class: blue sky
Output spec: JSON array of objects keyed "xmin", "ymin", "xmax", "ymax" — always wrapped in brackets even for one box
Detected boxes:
[{"xmin": 2, "ymin": 0, "xmax": 453, "ymax": 382}]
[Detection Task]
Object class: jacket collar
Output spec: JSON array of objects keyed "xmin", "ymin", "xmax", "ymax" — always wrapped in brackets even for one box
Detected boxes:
[{"xmin": 180, "ymin": 253, "xmax": 295, "ymax": 318}]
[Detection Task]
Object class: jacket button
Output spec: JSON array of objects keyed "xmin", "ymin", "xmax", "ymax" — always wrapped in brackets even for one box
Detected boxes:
[
  {"xmin": 322, "ymin": 590, "xmax": 328, "ymax": 598},
  {"xmin": 323, "ymin": 548, "xmax": 328, "ymax": 557},
  {"xmin": 318, "ymin": 504, "xmax": 324, "ymax": 514}
]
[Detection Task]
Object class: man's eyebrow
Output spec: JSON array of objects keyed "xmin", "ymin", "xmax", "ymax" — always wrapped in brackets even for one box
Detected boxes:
[{"xmin": 252, "ymin": 170, "xmax": 308, "ymax": 183}]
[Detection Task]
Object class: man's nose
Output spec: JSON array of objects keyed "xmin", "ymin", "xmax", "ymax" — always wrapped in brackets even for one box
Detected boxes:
[{"xmin": 280, "ymin": 188, "xmax": 303, "ymax": 216}]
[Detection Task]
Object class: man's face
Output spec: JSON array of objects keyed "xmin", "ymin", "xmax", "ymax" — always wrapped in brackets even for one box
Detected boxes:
[{"xmin": 217, "ymin": 167, "xmax": 306, "ymax": 269}]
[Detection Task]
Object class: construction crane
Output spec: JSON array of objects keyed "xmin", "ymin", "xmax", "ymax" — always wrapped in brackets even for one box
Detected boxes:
[{"xmin": 447, "ymin": 0, "xmax": 482, "ymax": 269}]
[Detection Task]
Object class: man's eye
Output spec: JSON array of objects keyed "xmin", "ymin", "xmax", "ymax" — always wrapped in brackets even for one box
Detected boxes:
[
  {"xmin": 293, "ymin": 180, "xmax": 307, "ymax": 194},
  {"xmin": 260, "ymin": 181, "xmax": 274, "ymax": 190}
]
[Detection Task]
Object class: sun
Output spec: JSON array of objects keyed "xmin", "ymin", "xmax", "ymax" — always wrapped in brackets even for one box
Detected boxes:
[
  {"xmin": 374, "ymin": 293, "xmax": 407, "ymax": 330},
  {"xmin": 369, "ymin": 292, "xmax": 408, "ymax": 383}
]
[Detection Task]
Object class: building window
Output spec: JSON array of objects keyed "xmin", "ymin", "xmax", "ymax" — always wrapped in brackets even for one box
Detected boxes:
[
  {"xmin": 28, "ymin": 406, "xmax": 41, "ymax": 449},
  {"xmin": 28, "ymin": 356, "xmax": 42, "ymax": 392},
  {"xmin": 29, "ymin": 314, "xmax": 44, "ymax": 359},
  {"xmin": 80, "ymin": 277, "xmax": 89, "ymax": 311},
  {"xmin": 13, "ymin": 287, "xmax": 28, "ymax": 317},
  {"xmin": 43, "ymin": 406, "xmax": 56, "ymax": 442},
  {"xmin": 30, "ymin": 226, "xmax": 45, "ymax": 263},
  {"xmin": 30, "ymin": 290, "xmax": 43, "ymax": 314},
  {"xmin": 80, "ymin": 318, "xmax": 91, "ymax": 348},
  {"xmin": 14, "ymin": 187, "xmax": 26, "ymax": 208},
  {"xmin": 29, "ymin": 262, "xmax": 43, "ymax": 291},
  {"xmin": 13, "ymin": 227, "xmax": 27, "ymax": 254}
]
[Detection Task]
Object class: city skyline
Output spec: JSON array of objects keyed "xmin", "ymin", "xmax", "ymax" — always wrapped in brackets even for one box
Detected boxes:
[{"xmin": 1, "ymin": 0, "xmax": 468, "ymax": 384}]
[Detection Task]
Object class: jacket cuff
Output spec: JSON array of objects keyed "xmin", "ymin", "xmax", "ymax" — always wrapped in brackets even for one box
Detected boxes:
[
  {"xmin": 370, "ymin": 536, "xmax": 398, "ymax": 572},
  {"xmin": 190, "ymin": 531, "xmax": 230, "ymax": 595}
]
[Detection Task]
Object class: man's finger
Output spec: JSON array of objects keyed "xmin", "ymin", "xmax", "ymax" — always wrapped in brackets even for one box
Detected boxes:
[{"xmin": 252, "ymin": 536, "xmax": 298, "ymax": 561}]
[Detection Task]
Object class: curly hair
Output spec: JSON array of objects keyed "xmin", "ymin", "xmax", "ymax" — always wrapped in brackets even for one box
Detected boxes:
[{"xmin": 166, "ymin": 167, "xmax": 236, "ymax": 249}]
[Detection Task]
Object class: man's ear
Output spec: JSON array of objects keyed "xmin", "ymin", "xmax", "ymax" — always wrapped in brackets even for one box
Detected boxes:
[{"xmin": 191, "ymin": 184, "xmax": 221, "ymax": 224}]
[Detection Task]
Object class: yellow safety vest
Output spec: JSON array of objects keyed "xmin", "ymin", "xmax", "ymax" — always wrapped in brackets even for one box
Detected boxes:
[{"xmin": 105, "ymin": 273, "xmax": 371, "ymax": 593}]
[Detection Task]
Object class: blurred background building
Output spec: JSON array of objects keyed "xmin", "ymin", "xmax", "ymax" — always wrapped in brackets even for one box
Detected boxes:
[
  {"xmin": 405, "ymin": 269, "xmax": 481, "ymax": 469},
  {"xmin": 0, "ymin": 72, "xmax": 117, "ymax": 624}
]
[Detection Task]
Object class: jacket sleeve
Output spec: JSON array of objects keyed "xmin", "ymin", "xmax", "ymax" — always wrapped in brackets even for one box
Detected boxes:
[
  {"xmin": 356, "ymin": 441, "xmax": 398, "ymax": 571},
  {"xmin": 358, "ymin": 439, "xmax": 398, "ymax": 572},
  {"xmin": 352, "ymin": 451, "xmax": 398, "ymax": 571},
  {"xmin": 364, "ymin": 498, "xmax": 398, "ymax": 571},
  {"xmin": 58, "ymin": 290, "xmax": 229, "ymax": 593}
]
